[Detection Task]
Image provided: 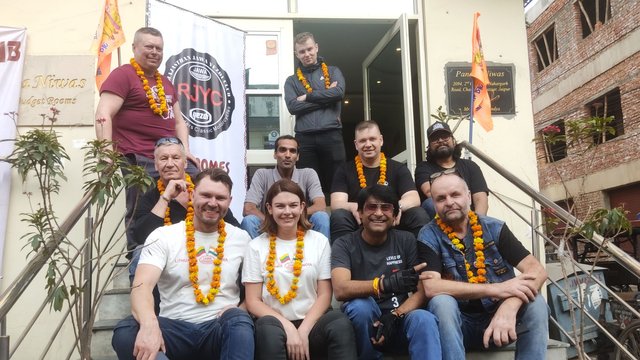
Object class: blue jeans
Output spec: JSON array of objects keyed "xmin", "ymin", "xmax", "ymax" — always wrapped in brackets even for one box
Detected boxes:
[
  {"xmin": 112, "ymin": 307, "xmax": 255, "ymax": 360},
  {"xmin": 427, "ymin": 294, "xmax": 549, "ymax": 360},
  {"xmin": 341, "ymin": 297, "xmax": 441, "ymax": 360},
  {"xmin": 240, "ymin": 212, "xmax": 330, "ymax": 240}
]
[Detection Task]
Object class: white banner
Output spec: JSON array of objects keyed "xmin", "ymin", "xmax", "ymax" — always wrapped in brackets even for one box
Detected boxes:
[
  {"xmin": 148, "ymin": 1, "xmax": 247, "ymax": 219},
  {"xmin": 0, "ymin": 27, "xmax": 27, "ymax": 280}
]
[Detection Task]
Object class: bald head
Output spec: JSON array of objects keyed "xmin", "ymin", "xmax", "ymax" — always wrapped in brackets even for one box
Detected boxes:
[{"xmin": 430, "ymin": 173, "xmax": 472, "ymax": 225}]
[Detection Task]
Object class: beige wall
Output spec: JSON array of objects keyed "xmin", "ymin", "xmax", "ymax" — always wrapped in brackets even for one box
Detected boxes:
[{"xmin": 422, "ymin": 0, "xmax": 541, "ymax": 250}]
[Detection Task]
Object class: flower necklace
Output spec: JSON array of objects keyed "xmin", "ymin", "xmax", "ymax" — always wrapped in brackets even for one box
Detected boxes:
[
  {"xmin": 296, "ymin": 62, "xmax": 331, "ymax": 93},
  {"xmin": 130, "ymin": 58, "xmax": 168, "ymax": 116},
  {"xmin": 265, "ymin": 228, "xmax": 305, "ymax": 305},
  {"xmin": 435, "ymin": 211, "xmax": 486, "ymax": 283},
  {"xmin": 185, "ymin": 214, "xmax": 226, "ymax": 305},
  {"xmin": 157, "ymin": 174, "xmax": 194, "ymax": 226},
  {"xmin": 355, "ymin": 152, "xmax": 387, "ymax": 188}
]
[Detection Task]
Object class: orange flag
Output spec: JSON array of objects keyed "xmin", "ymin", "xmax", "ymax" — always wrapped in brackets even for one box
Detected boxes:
[
  {"xmin": 471, "ymin": 12, "xmax": 493, "ymax": 132},
  {"xmin": 93, "ymin": 0, "xmax": 125, "ymax": 90}
]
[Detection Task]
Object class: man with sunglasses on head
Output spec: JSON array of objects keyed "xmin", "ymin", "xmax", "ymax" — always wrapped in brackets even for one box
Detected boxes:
[
  {"xmin": 417, "ymin": 171, "xmax": 548, "ymax": 359},
  {"xmin": 414, "ymin": 121, "xmax": 488, "ymax": 218},
  {"xmin": 331, "ymin": 120, "xmax": 429, "ymax": 242},
  {"xmin": 331, "ymin": 184, "xmax": 441, "ymax": 360},
  {"xmin": 129, "ymin": 138, "xmax": 239, "ymax": 312},
  {"xmin": 241, "ymin": 135, "xmax": 330, "ymax": 239}
]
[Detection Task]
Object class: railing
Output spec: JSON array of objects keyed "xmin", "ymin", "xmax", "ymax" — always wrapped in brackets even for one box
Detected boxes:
[
  {"xmin": 462, "ymin": 140, "xmax": 640, "ymax": 359},
  {"xmin": 0, "ymin": 188, "xmax": 126, "ymax": 360}
]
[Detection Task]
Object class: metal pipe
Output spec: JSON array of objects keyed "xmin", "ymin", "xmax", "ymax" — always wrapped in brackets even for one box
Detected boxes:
[{"xmin": 461, "ymin": 140, "xmax": 640, "ymax": 279}]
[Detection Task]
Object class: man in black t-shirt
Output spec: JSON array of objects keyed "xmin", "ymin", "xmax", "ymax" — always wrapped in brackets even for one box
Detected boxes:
[
  {"xmin": 414, "ymin": 121, "xmax": 488, "ymax": 218},
  {"xmin": 331, "ymin": 185, "xmax": 441, "ymax": 360},
  {"xmin": 417, "ymin": 171, "xmax": 548, "ymax": 359},
  {"xmin": 330, "ymin": 120, "xmax": 429, "ymax": 242}
]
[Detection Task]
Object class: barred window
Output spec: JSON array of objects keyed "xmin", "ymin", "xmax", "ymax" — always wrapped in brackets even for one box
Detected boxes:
[{"xmin": 533, "ymin": 24, "xmax": 558, "ymax": 72}]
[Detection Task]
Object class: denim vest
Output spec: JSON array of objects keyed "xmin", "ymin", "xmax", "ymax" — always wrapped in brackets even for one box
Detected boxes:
[{"xmin": 418, "ymin": 215, "xmax": 516, "ymax": 313}]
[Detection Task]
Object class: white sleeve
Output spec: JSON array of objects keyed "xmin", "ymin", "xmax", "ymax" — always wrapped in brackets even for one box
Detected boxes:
[
  {"xmin": 242, "ymin": 242, "xmax": 264, "ymax": 284},
  {"xmin": 317, "ymin": 236, "xmax": 332, "ymax": 280},
  {"xmin": 138, "ymin": 226, "xmax": 169, "ymax": 271}
]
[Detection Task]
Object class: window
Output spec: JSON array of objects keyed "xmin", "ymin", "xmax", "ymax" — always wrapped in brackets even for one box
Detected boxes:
[
  {"xmin": 541, "ymin": 119, "xmax": 566, "ymax": 163},
  {"xmin": 246, "ymin": 95, "xmax": 280, "ymax": 150},
  {"xmin": 577, "ymin": 0, "xmax": 611, "ymax": 38},
  {"xmin": 587, "ymin": 88, "xmax": 623, "ymax": 144},
  {"xmin": 533, "ymin": 24, "xmax": 558, "ymax": 71}
]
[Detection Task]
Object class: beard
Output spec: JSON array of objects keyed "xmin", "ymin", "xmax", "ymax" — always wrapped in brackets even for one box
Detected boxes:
[{"xmin": 433, "ymin": 145, "xmax": 454, "ymax": 160}]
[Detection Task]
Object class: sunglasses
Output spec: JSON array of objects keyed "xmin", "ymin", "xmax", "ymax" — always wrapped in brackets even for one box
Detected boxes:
[
  {"xmin": 429, "ymin": 168, "xmax": 459, "ymax": 184},
  {"xmin": 155, "ymin": 137, "xmax": 183, "ymax": 147},
  {"xmin": 363, "ymin": 202, "xmax": 394, "ymax": 213}
]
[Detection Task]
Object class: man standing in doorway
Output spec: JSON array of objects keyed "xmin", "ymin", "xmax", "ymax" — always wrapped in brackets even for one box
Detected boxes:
[
  {"xmin": 414, "ymin": 121, "xmax": 488, "ymax": 218},
  {"xmin": 284, "ymin": 32, "xmax": 346, "ymax": 196}
]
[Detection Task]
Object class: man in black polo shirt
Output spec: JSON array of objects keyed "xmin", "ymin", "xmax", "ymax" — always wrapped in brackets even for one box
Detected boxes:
[{"xmin": 330, "ymin": 120, "xmax": 429, "ymax": 242}]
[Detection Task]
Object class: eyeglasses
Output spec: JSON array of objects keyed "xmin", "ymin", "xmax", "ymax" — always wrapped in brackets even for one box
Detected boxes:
[
  {"xmin": 430, "ymin": 134, "xmax": 452, "ymax": 143},
  {"xmin": 429, "ymin": 168, "xmax": 458, "ymax": 184},
  {"xmin": 155, "ymin": 137, "xmax": 183, "ymax": 147},
  {"xmin": 363, "ymin": 202, "xmax": 394, "ymax": 213}
]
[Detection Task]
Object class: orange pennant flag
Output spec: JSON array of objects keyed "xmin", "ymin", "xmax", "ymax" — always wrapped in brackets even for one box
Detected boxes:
[
  {"xmin": 470, "ymin": 12, "xmax": 493, "ymax": 132},
  {"xmin": 94, "ymin": 0, "xmax": 126, "ymax": 90}
]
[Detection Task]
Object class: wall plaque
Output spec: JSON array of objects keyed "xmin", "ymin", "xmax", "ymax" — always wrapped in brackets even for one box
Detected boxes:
[
  {"xmin": 445, "ymin": 63, "xmax": 515, "ymax": 116},
  {"xmin": 18, "ymin": 55, "xmax": 94, "ymax": 126}
]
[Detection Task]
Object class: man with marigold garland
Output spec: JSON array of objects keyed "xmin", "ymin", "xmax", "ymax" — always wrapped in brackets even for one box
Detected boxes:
[
  {"xmin": 95, "ymin": 27, "xmax": 199, "ymax": 258},
  {"xmin": 284, "ymin": 31, "xmax": 346, "ymax": 196},
  {"xmin": 129, "ymin": 137, "xmax": 240, "ymax": 312},
  {"xmin": 112, "ymin": 168, "xmax": 254, "ymax": 360},
  {"xmin": 331, "ymin": 184, "xmax": 441, "ymax": 359},
  {"xmin": 330, "ymin": 120, "xmax": 429, "ymax": 242},
  {"xmin": 417, "ymin": 170, "xmax": 548, "ymax": 359}
]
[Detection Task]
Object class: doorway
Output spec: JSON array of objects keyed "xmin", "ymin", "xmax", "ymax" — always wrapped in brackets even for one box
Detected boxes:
[{"xmin": 292, "ymin": 17, "xmax": 424, "ymax": 168}]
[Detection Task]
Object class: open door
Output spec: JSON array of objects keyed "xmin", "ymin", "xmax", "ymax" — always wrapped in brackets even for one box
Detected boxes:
[{"xmin": 362, "ymin": 14, "xmax": 419, "ymax": 170}]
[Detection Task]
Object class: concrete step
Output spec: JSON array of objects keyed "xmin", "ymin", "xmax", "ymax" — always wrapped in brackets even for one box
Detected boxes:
[
  {"xmin": 110, "ymin": 261, "xmax": 131, "ymax": 290},
  {"xmin": 91, "ymin": 319, "xmax": 120, "ymax": 359},
  {"xmin": 97, "ymin": 288, "xmax": 131, "ymax": 322}
]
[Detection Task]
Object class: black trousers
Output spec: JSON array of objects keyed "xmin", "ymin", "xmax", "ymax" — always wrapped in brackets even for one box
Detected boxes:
[
  {"xmin": 254, "ymin": 310, "xmax": 357, "ymax": 360},
  {"xmin": 295, "ymin": 129, "xmax": 346, "ymax": 196},
  {"xmin": 330, "ymin": 207, "xmax": 431, "ymax": 243}
]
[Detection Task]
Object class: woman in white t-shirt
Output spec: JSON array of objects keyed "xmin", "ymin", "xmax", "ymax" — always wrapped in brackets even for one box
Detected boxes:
[{"xmin": 243, "ymin": 179, "xmax": 357, "ymax": 360}]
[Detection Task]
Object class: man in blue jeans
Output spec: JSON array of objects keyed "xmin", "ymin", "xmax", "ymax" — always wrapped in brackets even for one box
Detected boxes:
[
  {"xmin": 331, "ymin": 184, "xmax": 441, "ymax": 360},
  {"xmin": 112, "ymin": 168, "xmax": 254, "ymax": 360},
  {"xmin": 241, "ymin": 135, "xmax": 330, "ymax": 239},
  {"xmin": 418, "ymin": 170, "xmax": 548, "ymax": 359}
]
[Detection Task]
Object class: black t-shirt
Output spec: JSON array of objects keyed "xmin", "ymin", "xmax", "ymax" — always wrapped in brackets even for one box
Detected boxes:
[
  {"xmin": 332, "ymin": 229, "xmax": 418, "ymax": 310},
  {"xmin": 414, "ymin": 158, "xmax": 489, "ymax": 202},
  {"xmin": 331, "ymin": 158, "xmax": 417, "ymax": 201},
  {"xmin": 418, "ymin": 223, "xmax": 529, "ymax": 273}
]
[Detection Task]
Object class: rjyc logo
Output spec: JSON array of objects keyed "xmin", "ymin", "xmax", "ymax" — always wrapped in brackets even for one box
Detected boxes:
[{"xmin": 165, "ymin": 49, "xmax": 234, "ymax": 140}]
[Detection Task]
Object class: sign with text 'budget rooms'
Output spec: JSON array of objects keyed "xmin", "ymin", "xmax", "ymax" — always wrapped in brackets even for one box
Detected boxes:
[{"xmin": 148, "ymin": 0, "xmax": 247, "ymax": 218}]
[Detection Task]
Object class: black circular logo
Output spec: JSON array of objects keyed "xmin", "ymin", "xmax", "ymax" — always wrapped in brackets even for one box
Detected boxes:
[{"xmin": 164, "ymin": 48, "xmax": 234, "ymax": 140}]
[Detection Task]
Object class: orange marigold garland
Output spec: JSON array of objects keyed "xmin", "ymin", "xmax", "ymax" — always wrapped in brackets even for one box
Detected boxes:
[
  {"xmin": 296, "ymin": 62, "xmax": 331, "ymax": 93},
  {"xmin": 435, "ymin": 211, "xmax": 486, "ymax": 283},
  {"xmin": 130, "ymin": 58, "xmax": 168, "ymax": 116},
  {"xmin": 157, "ymin": 174, "xmax": 194, "ymax": 226},
  {"xmin": 355, "ymin": 152, "xmax": 387, "ymax": 189},
  {"xmin": 265, "ymin": 228, "xmax": 305, "ymax": 304},
  {"xmin": 186, "ymin": 213, "xmax": 226, "ymax": 305}
]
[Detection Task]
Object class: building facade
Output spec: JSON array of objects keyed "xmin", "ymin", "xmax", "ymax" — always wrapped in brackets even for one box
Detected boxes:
[{"xmin": 527, "ymin": 0, "xmax": 640, "ymax": 221}]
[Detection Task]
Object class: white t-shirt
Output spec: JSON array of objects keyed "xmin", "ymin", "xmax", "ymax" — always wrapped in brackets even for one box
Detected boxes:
[
  {"xmin": 139, "ymin": 221, "xmax": 251, "ymax": 323},
  {"xmin": 242, "ymin": 230, "xmax": 331, "ymax": 321}
]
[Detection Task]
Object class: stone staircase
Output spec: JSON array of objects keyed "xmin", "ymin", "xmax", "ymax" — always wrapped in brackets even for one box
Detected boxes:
[
  {"xmin": 91, "ymin": 261, "xmax": 131, "ymax": 360},
  {"xmin": 89, "ymin": 262, "xmax": 569, "ymax": 359}
]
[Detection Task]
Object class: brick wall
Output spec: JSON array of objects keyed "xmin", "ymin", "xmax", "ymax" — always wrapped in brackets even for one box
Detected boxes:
[{"xmin": 527, "ymin": 0, "xmax": 640, "ymax": 197}]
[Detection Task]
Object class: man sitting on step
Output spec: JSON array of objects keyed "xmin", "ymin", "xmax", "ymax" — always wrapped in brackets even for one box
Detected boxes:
[
  {"xmin": 112, "ymin": 168, "xmax": 254, "ymax": 360},
  {"xmin": 417, "ymin": 170, "xmax": 548, "ymax": 359},
  {"xmin": 241, "ymin": 135, "xmax": 330, "ymax": 239}
]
